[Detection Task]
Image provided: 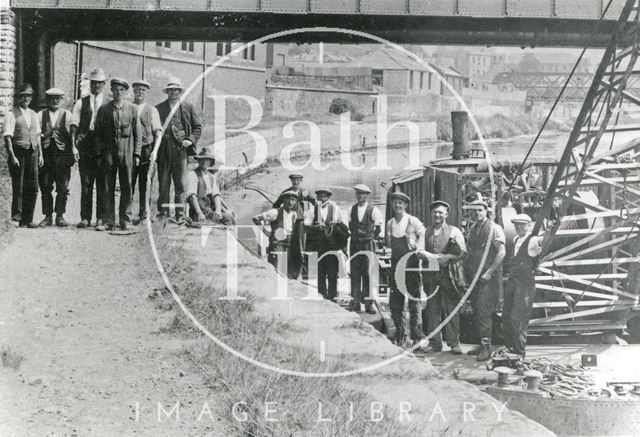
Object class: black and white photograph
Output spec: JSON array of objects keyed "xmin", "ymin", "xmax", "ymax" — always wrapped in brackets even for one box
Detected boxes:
[{"xmin": 0, "ymin": 0, "xmax": 639, "ymax": 436}]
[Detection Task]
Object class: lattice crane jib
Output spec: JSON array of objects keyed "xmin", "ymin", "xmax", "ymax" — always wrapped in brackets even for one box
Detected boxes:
[{"xmin": 532, "ymin": 0, "xmax": 640, "ymax": 331}]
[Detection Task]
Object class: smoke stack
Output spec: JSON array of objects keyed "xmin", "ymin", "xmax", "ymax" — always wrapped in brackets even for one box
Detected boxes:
[{"xmin": 451, "ymin": 111, "xmax": 470, "ymax": 160}]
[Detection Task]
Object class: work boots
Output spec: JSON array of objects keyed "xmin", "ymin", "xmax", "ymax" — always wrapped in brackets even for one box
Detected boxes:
[
  {"xmin": 39, "ymin": 215, "xmax": 53, "ymax": 227},
  {"xmin": 476, "ymin": 338, "xmax": 492, "ymax": 362}
]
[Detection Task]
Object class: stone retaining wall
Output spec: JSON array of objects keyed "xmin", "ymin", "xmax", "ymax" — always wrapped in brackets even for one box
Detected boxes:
[{"xmin": 0, "ymin": 7, "xmax": 15, "ymax": 131}]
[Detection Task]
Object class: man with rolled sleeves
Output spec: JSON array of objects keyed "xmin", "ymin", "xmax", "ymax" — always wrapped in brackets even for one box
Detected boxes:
[
  {"xmin": 131, "ymin": 79, "xmax": 162, "ymax": 223},
  {"xmin": 155, "ymin": 77, "xmax": 202, "ymax": 221},
  {"xmin": 94, "ymin": 78, "xmax": 142, "ymax": 231},
  {"xmin": 3, "ymin": 83, "xmax": 42, "ymax": 228},
  {"xmin": 304, "ymin": 188, "xmax": 346, "ymax": 301},
  {"xmin": 418, "ymin": 200, "xmax": 467, "ymax": 354},
  {"xmin": 37, "ymin": 88, "xmax": 76, "ymax": 227},
  {"xmin": 386, "ymin": 191, "xmax": 425, "ymax": 348},
  {"xmin": 71, "ymin": 67, "xmax": 108, "ymax": 228},
  {"xmin": 348, "ymin": 184, "xmax": 383, "ymax": 313},
  {"xmin": 273, "ymin": 173, "xmax": 316, "ymax": 279},
  {"xmin": 503, "ymin": 213, "xmax": 543, "ymax": 357},
  {"xmin": 464, "ymin": 199, "xmax": 506, "ymax": 361}
]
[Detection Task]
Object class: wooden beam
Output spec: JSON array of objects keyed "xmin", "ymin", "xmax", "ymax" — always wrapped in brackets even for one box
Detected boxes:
[
  {"xmin": 535, "ymin": 283, "xmax": 619, "ymax": 301},
  {"xmin": 530, "ymin": 303, "xmax": 637, "ymax": 324},
  {"xmin": 536, "ymin": 273, "xmax": 627, "ymax": 280},
  {"xmin": 537, "ymin": 265, "xmax": 636, "ymax": 298},
  {"xmin": 540, "ymin": 256, "xmax": 640, "ymax": 266}
]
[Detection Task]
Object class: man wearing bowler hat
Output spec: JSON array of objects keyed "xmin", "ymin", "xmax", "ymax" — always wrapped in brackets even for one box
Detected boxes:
[
  {"xmin": 418, "ymin": 200, "xmax": 467, "ymax": 354},
  {"xmin": 464, "ymin": 198, "xmax": 506, "ymax": 361},
  {"xmin": 155, "ymin": 77, "xmax": 202, "ymax": 222},
  {"xmin": 273, "ymin": 173, "xmax": 316, "ymax": 279},
  {"xmin": 348, "ymin": 184, "xmax": 383, "ymax": 313},
  {"xmin": 94, "ymin": 78, "xmax": 142, "ymax": 231},
  {"xmin": 503, "ymin": 213, "xmax": 543, "ymax": 357},
  {"xmin": 71, "ymin": 67, "xmax": 108, "ymax": 228},
  {"xmin": 37, "ymin": 88, "xmax": 75, "ymax": 227},
  {"xmin": 304, "ymin": 187, "xmax": 346, "ymax": 301},
  {"xmin": 3, "ymin": 83, "xmax": 42, "ymax": 228},
  {"xmin": 186, "ymin": 148, "xmax": 234, "ymax": 225},
  {"xmin": 131, "ymin": 79, "xmax": 162, "ymax": 223},
  {"xmin": 385, "ymin": 191, "xmax": 425, "ymax": 347}
]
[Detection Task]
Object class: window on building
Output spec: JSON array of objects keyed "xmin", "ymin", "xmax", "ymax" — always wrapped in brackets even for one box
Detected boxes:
[
  {"xmin": 216, "ymin": 42, "xmax": 224, "ymax": 56},
  {"xmin": 189, "ymin": 41, "xmax": 195, "ymax": 52},
  {"xmin": 372, "ymin": 69, "xmax": 383, "ymax": 86},
  {"xmin": 156, "ymin": 41, "xmax": 163, "ymax": 47},
  {"xmin": 428, "ymin": 72, "xmax": 432, "ymax": 89},
  {"xmin": 409, "ymin": 71, "xmax": 414, "ymax": 89},
  {"xmin": 225, "ymin": 42, "xmax": 232, "ymax": 55},
  {"xmin": 243, "ymin": 47, "xmax": 248, "ymax": 60},
  {"xmin": 420, "ymin": 72, "xmax": 424, "ymax": 89},
  {"xmin": 277, "ymin": 53, "xmax": 286, "ymax": 66},
  {"xmin": 164, "ymin": 41, "xmax": 171, "ymax": 48},
  {"xmin": 181, "ymin": 41, "xmax": 188, "ymax": 51},
  {"xmin": 250, "ymin": 45, "xmax": 256, "ymax": 61}
]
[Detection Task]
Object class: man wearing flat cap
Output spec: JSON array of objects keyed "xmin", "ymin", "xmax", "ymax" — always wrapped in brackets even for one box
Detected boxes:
[
  {"xmin": 3, "ymin": 83, "xmax": 42, "ymax": 228},
  {"xmin": 131, "ymin": 80, "xmax": 162, "ymax": 223},
  {"xmin": 186, "ymin": 148, "xmax": 234, "ymax": 225},
  {"xmin": 464, "ymin": 198, "xmax": 506, "ymax": 361},
  {"xmin": 348, "ymin": 184, "xmax": 383, "ymax": 313},
  {"xmin": 503, "ymin": 213, "xmax": 543, "ymax": 357},
  {"xmin": 94, "ymin": 78, "xmax": 142, "ymax": 231},
  {"xmin": 418, "ymin": 200, "xmax": 467, "ymax": 354},
  {"xmin": 304, "ymin": 187, "xmax": 346, "ymax": 301},
  {"xmin": 253, "ymin": 191, "xmax": 299, "ymax": 278},
  {"xmin": 37, "ymin": 88, "xmax": 75, "ymax": 227},
  {"xmin": 273, "ymin": 173, "xmax": 316, "ymax": 279},
  {"xmin": 155, "ymin": 77, "xmax": 202, "ymax": 222},
  {"xmin": 71, "ymin": 67, "xmax": 108, "ymax": 228},
  {"xmin": 385, "ymin": 191, "xmax": 426, "ymax": 347}
]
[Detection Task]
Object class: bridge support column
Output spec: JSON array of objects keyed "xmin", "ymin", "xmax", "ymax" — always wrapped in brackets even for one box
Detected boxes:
[{"xmin": 0, "ymin": 7, "xmax": 16, "ymax": 129}]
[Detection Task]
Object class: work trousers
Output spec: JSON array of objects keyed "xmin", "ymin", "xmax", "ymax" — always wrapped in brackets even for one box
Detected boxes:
[
  {"xmin": 503, "ymin": 276, "xmax": 536, "ymax": 355},
  {"xmin": 9, "ymin": 146, "xmax": 38, "ymax": 225},
  {"xmin": 132, "ymin": 144, "xmax": 152, "ymax": 220},
  {"xmin": 317, "ymin": 248, "xmax": 339, "ymax": 301},
  {"xmin": 100, "ymin": 156, "xmax": 133, "ymax": 226},
  {"xmin": 188, "ymin": 196, "xmax": 234, "ymax": 226},
  {"xmin": 423, "ymin": 273, "xmax": 460, "ymax": 348},
  {"xmin": 389, "ymin": 236, "xmax": 423, "ymax": 344},
  {"xmin": 350, "ymin": 239, "xmax": 376, "ymax": 305},
  {"xmin": 268, "ymin": 239, "xmax": 297, "ymax": 279},
  {"xmin": 39, "ymin": 146, "xmax": 71, "ymax": 216},
  {"xmin": 157, "ymin": 139, "xmax": 187, "ymax": 218},
  {"xmin": 471, "ymin": 272, "xmax": 501, "ymax": 341}
]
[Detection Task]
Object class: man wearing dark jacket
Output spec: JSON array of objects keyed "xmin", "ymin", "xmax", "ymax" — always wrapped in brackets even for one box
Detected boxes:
[
  {"xmin": 94, "ymin": 78, "xmax": 142, "ymax": 231},
  {"xmin": 155, "ymin": 77, "xmax": 202, "ymax": 221}
]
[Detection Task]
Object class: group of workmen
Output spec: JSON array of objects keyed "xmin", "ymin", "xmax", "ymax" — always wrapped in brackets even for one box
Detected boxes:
[
  {"xmin": 254, "ymin": 175, "xmax": 542, "ymax": 360},
  {"xmin": 4, "ymin": 68, "xmax": 232, "ymax": 231}
]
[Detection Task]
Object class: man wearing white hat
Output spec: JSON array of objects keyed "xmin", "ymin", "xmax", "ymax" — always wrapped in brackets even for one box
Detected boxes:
[
  {"xmin": 253, "ymin": 191, "xmax": 299, "ymax": 278},
  {"xmin": 37, "ymin": 88, "xmax": 74, "ymax": 227},
  {"xmin": 71, "ymin": 67, "xmax": 108, "ymax": 228},
  {"xmin": 503, "ymin": 213, "xmax": 543, "ymax": 357},
  {"xmin": 155, "ymin": 77, "xmax": 202, "ymax": 222},
  {"xmin": 348, "ymin": 184, "xmax": 383, "ymax": 313},
  {"xmin": 3, "ymin": 83, "xmax": 42, "ymax": 228},
  {"xmin": 186, "ymin": 148, "xmax": 234, "ymax": 225},
  {"xmin": 131, "ymin": 79, "xmax": 162, "ymax": 223}
]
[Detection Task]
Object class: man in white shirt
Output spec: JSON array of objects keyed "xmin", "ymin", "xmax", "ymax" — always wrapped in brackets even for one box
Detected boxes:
[
  {"xmin": 348, "ymin": 184, "xmax": 383, "ymax": 313},
  {"xmin": 185, "ymin": 148, "xmax": 234, "ymax": 225},
  {"xmin": 37, "ymin": 88, "xmax": 75, "ymax": 227},
  {"xmin": 418, "ymin": 201, "xmax": 467, "ymax": 354},
  {"xmin": 304, "ymin": 188, "xmax": 346, "ymax": 301},
  {"xmin": 385, "ymin": 192, "xmax": 426, "ymax": 347},
  {"xmin": 70, "ymin": 67, "xmax": 107, "ymax": 228},
  {"xmin": 503, "ymin": 213, "xmax": 543, "ymax": 357},
  {"xmin": 3, "ymin": 83, "xmax": 42, "ymax": 228},
  {"xmin": 253, "ymin": 191, "xmax": 298, "ymax": 278},
  {"xmin": 131, "ymin": 80, "xmax": 162, "ymax": 222}
]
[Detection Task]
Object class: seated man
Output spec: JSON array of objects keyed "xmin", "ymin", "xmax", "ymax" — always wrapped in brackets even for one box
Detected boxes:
[{"xmin": 186, "ymin": 148, "xmax": 234, "ymax": 225}]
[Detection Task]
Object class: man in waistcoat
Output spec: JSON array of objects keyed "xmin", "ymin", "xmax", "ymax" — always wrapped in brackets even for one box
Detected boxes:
[
  {"xmin": 304, "ymin": 188, "xmax": 346, "ymax": 301},
  {"xmin": 418, "ymin": 201, "xmax": 467, "ymax": 354},
  {"xmin": 386, "ymin": 192, "xmax": 425, "ymax": 348},
  {"xmin": 503, "ymin": 213, "xmax": 543, "ymax": 357},
  {"xmin": 71, "ymin": 67, "xmax": 108, "ymax": 228},
  {"xmin": 155, "ymin": 77, "xmax": 202, "ymax": 222},
  {"xmin": 94, "ymin": 78, "xmax": 142, "ymax": 231},
  {"xmin": 273, "ymin": 173, "xmax": 316, "ymax": 279},
  {"xmin": 253, "ymin": 191, "xmax": 298, "ymax": 278},
  {"xmin": 186, "ymin": 148, "xmax": 234, "ymax": 225},
  {"xmin": 37, "ymin": 88, "xmax": 75, "ymax": 227},
  {"xmin": 3, "ymin": 83, "xmax": 42, "ymax": 228},
  {"xmin": 464, "ymin": 199, "xmax": 506, "ymax": 361},
  {"xmin": 131, "ymin": 80, "xmax": 162, "ymax": 223},
  {"xmin": 348, "ymin": 184, "xmax": 383, "ymax": 313}
]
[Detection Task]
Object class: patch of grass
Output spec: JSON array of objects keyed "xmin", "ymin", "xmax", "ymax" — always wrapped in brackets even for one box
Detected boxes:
[
  {"xmin": 151, "ymin": 234, "xmax": 422, "ymax": 437},
  {"xmin": 1, "ymin": 346, "xmax": 25, "ymax": 370}
]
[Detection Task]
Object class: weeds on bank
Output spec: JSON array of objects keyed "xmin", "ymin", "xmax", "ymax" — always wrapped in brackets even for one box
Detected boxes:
[
  {"xmin": 152, "ymin": 231, "xmax": 421, "ymax": 437},
  {"xmin": 1, "ymin": 347, "xmax": 25, "ymax": 370}
]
